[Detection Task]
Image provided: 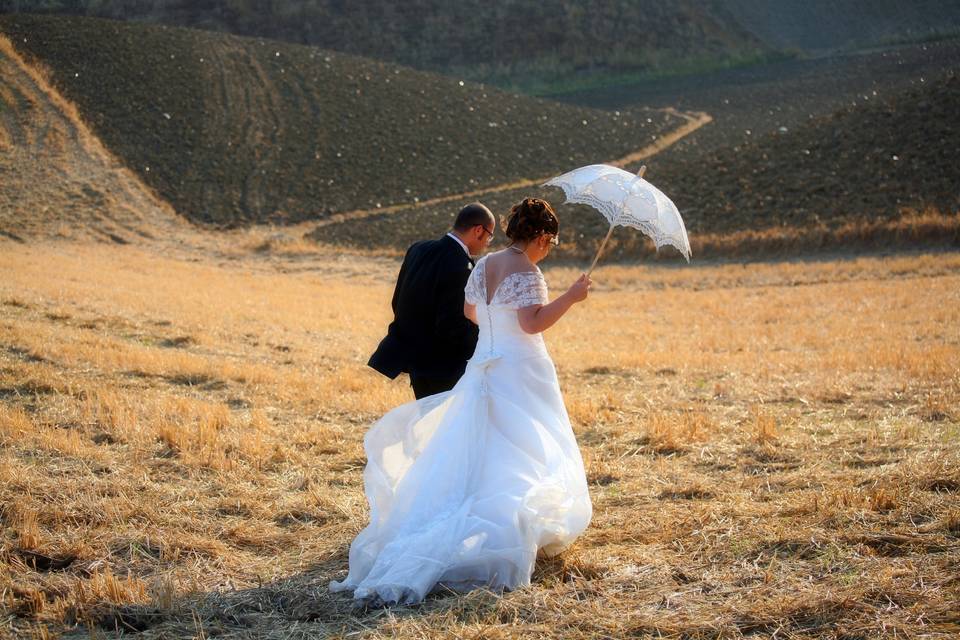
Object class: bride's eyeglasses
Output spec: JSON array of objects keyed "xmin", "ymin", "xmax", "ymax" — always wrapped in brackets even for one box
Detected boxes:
[{"xmin": 545, "ymin": 234, "xmax": 559, "ymax": 247}]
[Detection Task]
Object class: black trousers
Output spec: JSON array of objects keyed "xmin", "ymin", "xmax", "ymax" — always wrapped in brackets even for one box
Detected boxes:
[{"xmin": 410, "ymin": 373, "xmax": 461, "ymax": 400}]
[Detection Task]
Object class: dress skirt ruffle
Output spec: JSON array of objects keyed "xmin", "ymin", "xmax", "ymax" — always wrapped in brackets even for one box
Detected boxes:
[{"xmin": 329, "ymin": 353, "xmax": 592, "ymax": 604}]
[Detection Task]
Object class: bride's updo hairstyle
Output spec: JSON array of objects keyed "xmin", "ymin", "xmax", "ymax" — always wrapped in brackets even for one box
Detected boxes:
[{"xmin": 503, "ymin": 197, "xmax": 559, "ymax": 244}]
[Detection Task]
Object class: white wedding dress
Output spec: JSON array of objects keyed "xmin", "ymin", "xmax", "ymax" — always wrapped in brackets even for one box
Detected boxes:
[{"xmin": 330, "ymin": 256, "xmax": 592, "ymax": 604}]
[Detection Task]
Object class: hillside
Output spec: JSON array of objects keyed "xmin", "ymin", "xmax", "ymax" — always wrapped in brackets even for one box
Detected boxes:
[
  {"xmin": 0, "ymin": 14, "xmax": 683, "ymax": 228},
  {"xmin": 0, "ymin": 34, "xmax": 184, "ymax": 243},
  {"xmin": 722, "ymin": 0, "xmax": 960, "ymax": 53},
  {"xmin": 0, "ymin": 1, "xmax": 769, "ymax": 87},
  {"xmin": 6, "ymin": 1, "xmax": 960, "ymax": 86},
  {"xmin": 653, "ymin": 70, "xmax": 960, "ymax": 235},
  {"xmin": 552, "ymin": 38, "xmax": 960, "ymax": 159},
  {"xmin": 312, "ymin": 69, "xmax": 960, "ymax": 259}
]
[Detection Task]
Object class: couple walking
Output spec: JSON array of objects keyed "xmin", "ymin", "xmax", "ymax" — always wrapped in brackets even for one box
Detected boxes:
[{"xmin": 330, "ymin": 198, "xmax": 594, "ymax": 606}]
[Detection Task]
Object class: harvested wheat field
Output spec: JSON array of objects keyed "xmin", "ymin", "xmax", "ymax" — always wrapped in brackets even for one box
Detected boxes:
[{"xmin": 1, "ymin": 239, "xmax": 958, "ymax": 639}]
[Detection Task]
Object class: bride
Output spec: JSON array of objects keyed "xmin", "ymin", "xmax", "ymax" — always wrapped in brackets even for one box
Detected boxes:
[{"xmin": 330, "ymin": 197, "xmax": 593, "ymax": 605}]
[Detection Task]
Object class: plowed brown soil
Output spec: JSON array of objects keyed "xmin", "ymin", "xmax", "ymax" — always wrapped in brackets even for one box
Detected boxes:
[{"xmin": 0, "ymin": 14, "xmax": 683, "ymax": 229}]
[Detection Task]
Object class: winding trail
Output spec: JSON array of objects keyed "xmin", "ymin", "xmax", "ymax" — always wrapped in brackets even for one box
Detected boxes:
[{"xmin": 309, "ymin": 107, "xmax": 712, "ymax": 230}]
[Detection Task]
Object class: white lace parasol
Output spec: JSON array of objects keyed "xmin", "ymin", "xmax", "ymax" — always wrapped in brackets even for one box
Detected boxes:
[{"xmin": 544, "ymin": 163, "xmax": 691, "ymax": 271}]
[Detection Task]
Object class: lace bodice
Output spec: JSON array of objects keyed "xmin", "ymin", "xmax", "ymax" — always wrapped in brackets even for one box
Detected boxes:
[
  {"xmin": 464, "ymin": 256, "xmax": 550, "ymax": 360},
  {"xmin": 464, "ymin": 256, "xmax": 548, "ymax": 309}
]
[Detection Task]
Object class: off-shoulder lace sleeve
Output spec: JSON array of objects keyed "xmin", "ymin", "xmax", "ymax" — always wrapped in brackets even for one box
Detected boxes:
[
  {"xmin": 494, "ymin": 270, "xmax": 548, "ymax": 309},
  {"xmin": 464, "ymin": 257, "xmax": 485, "ymax": 306}
]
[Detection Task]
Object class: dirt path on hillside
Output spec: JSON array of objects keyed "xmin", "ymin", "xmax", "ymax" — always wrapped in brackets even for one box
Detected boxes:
[
  {"xmin": 308, "ymin": 108, "xmax": 712, "ymax": 229},
  {"xmin": 0, "ymin": 35, "xmax": 710, "ymax": 245},
  {"xmin": 0, "ymin": 36, "xmax": 186, "ymax": 243}
]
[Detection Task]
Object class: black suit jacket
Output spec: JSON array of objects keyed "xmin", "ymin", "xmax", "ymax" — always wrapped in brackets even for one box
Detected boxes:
[{"xmin": 368, "ymin": 235, "xmax": 479, "ymax": 379}]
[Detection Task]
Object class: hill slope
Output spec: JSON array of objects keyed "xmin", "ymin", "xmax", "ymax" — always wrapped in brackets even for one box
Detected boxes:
[
  {"xmin": 653, "ymin": 70, "xmax": 960, "ymax": 235},
  {"xmin": 552, "ymin": 39, "xmax": 960, "ymax": 160},
  {"xmin": 0, "ymin": 14, "xmax": 683, "ymax": 228},
  {"xmin": 0, "ymin": 34, "xmax": 183, "ymax": 243},
  {"xmin": 313, "ymin": 70, "xmax": 960, "ymax": 259},
  {"xmin": 722, "ymin": 0, "xmax": 960, "ymax": 53},
  {"xmin": 0, "ymin": 1, "xmax": 768, "ymax": 85}
]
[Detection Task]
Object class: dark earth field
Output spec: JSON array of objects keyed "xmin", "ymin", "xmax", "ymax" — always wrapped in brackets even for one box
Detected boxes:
[
  {"xmin": 552, "ymin": 39, "xmax": 960, "ymax": 159},
  {"xmin": 0, "ymin": 14, "xmax": 956, "ymax": 262},
  {"xmin": 0, "ymin": 14, "xmax": 681, "ymax": 228},
  {"xmin": 311, "ymin": 40, "xmax": 960, "ymax": 261},
  {"xmin": 0, "ymin": 0, "xmax": 770, "ymax": 88}
]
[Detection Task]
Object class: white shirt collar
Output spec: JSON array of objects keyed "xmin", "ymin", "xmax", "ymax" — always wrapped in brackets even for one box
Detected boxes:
[{"xmin": 446, "ymin": 232, "xmax": 470, "ymax": 257}]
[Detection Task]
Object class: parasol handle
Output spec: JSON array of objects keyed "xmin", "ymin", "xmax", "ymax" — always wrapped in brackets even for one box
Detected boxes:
[{"xmin": 587, "ymin": 224, "xmax": 615, "ymax": 276}]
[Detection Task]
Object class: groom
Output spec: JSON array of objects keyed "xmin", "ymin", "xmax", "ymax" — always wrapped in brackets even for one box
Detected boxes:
[{"xmin": 368, "ymin": 203, "xmax": 496, "ymax": 399}]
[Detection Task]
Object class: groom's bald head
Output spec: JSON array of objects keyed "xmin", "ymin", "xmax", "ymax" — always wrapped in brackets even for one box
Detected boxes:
[
  {"xmin": 453, "ymin": 203, "xmax": 495, "ymax": 232},
  {"xmin": 452, "ymin": 203, "xmax": 496, "ymax": 255}
]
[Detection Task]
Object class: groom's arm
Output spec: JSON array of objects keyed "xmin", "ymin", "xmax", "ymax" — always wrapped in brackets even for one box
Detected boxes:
[{"xmin": 390, "ymin": 245, "xmax": 416, "ymax": 314}]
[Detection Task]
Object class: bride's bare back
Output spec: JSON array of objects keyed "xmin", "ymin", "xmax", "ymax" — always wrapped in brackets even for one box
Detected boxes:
[{"xmin": 482, "ymin": 248, "xmax": 538, "ymax": 304}]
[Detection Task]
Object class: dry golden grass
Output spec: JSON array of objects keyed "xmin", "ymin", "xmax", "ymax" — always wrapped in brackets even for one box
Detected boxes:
[
  {"xmin": 1, "ymin": 239, "xmax": 958, "ymax": 639},
  {"xmin": 0, "ymin": 35, "xmax": 187, "ymax": 246}
]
